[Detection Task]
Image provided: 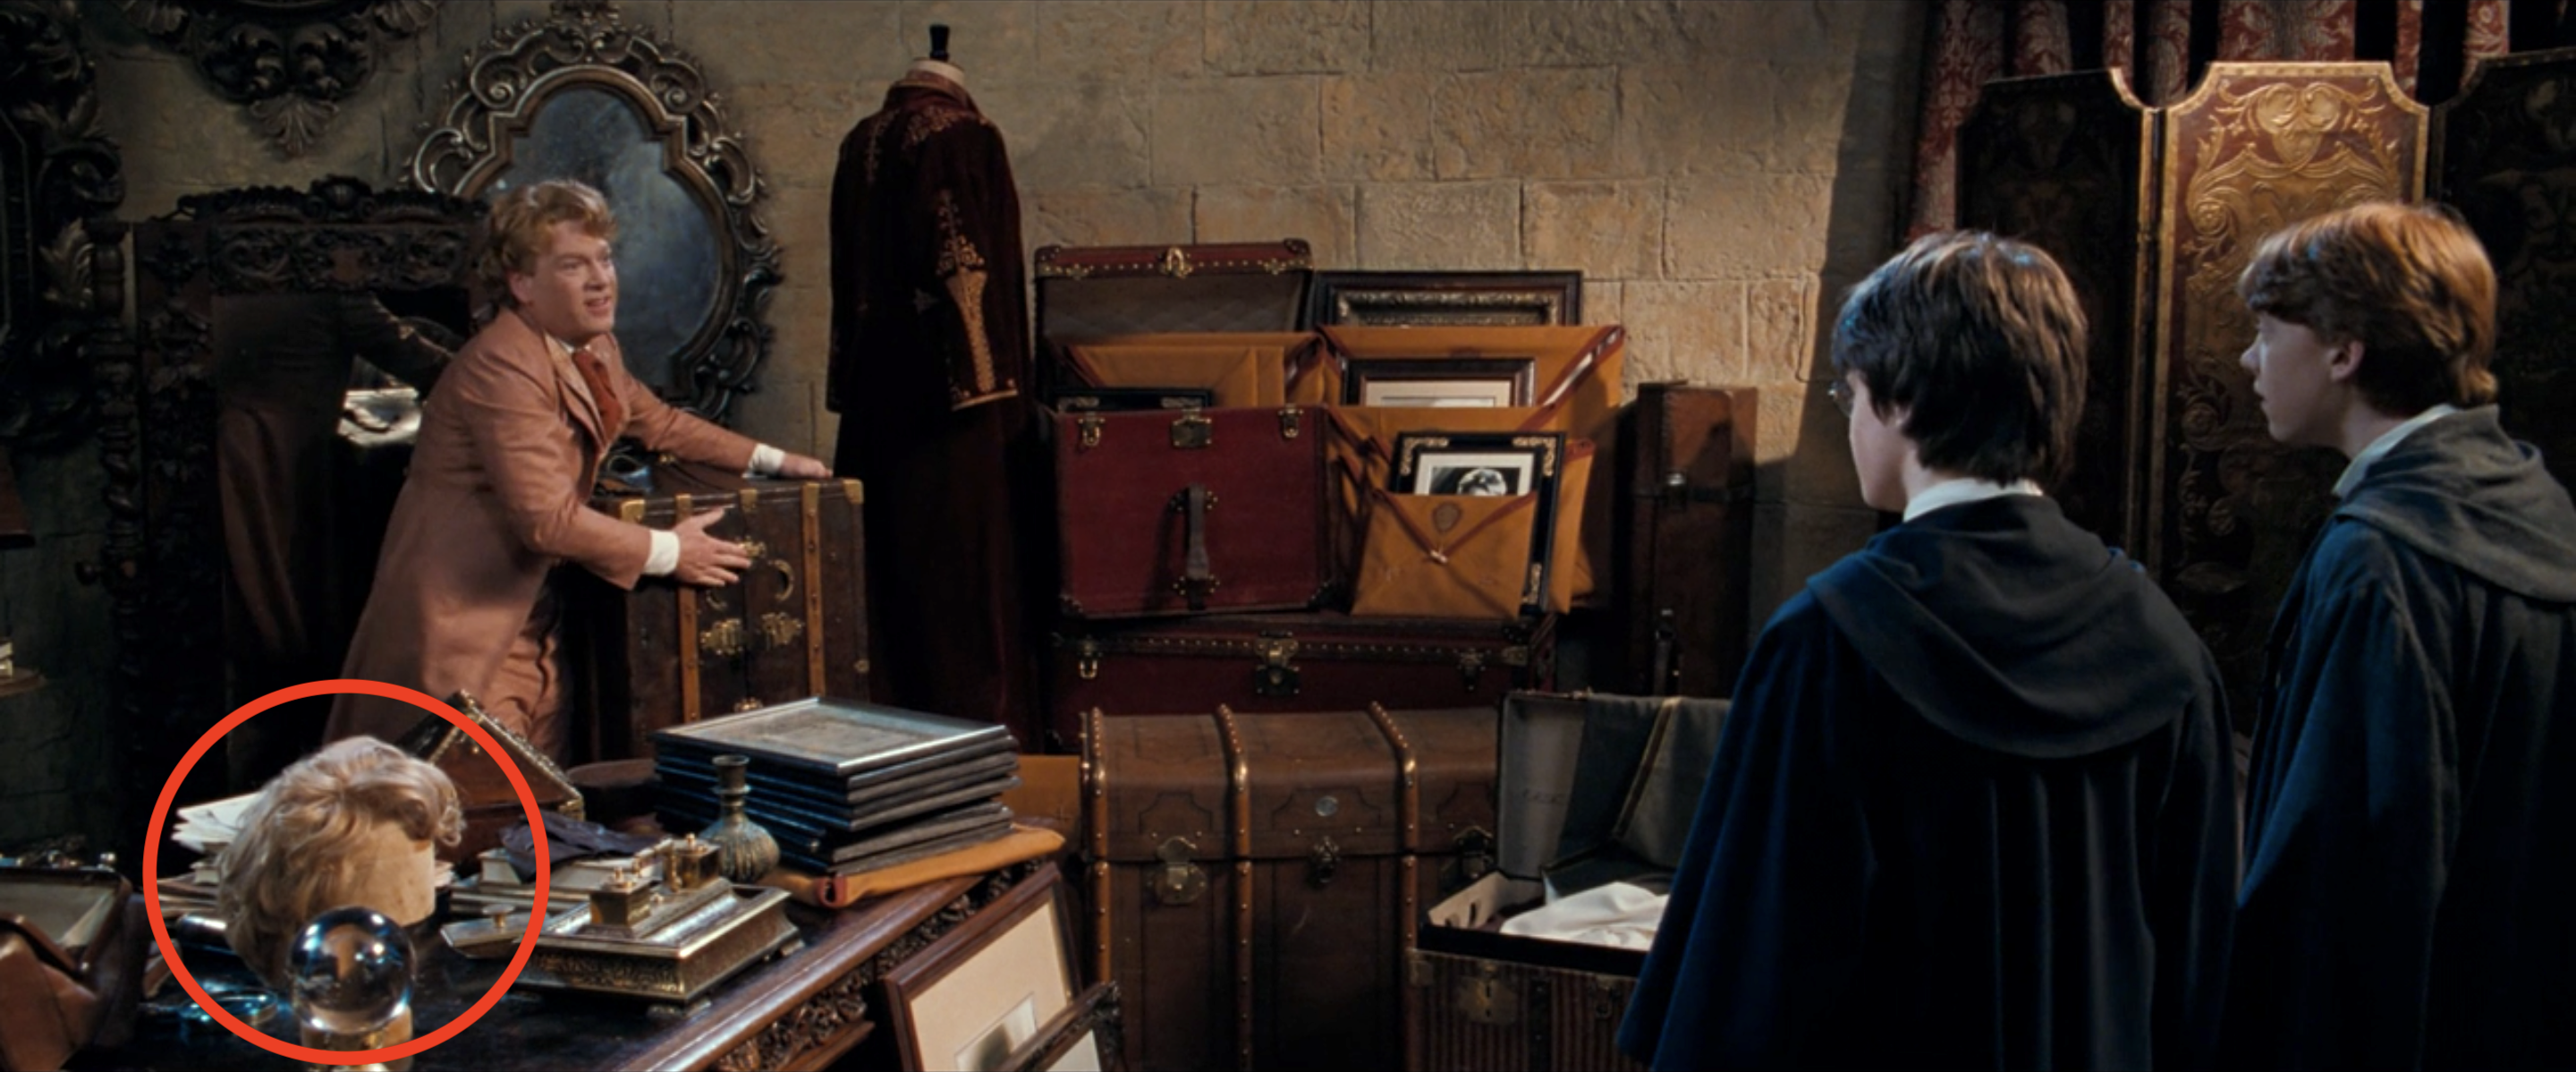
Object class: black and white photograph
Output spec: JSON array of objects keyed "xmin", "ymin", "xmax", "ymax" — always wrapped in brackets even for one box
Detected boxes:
[{"xmin": 1344, "ymin": 357, "xmax": 1536, "ymax": 408}]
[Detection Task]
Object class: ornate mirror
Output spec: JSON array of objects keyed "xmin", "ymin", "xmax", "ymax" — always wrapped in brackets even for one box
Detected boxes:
[{"xmin": 406, "ymin": 0, "xmax": 777, "ymax": 422}]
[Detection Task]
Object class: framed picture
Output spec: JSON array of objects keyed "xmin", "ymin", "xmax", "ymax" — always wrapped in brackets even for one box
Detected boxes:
[
  {"xmin": 1389, "ymin": 431, "xmax": 1565, "ymax": 614},
  {"xmin": 1345, "ymin": 357, "xmax": 1536, "ymax": 408},
  {"xmin": 998, "ymin": 981, "xmax": 1119, "ymax": 1072},
  {"xmin": 1306, "ymin": 270, "xmax": 1584, "ymax": 328},
  {"xmin": 878, "ymin": 866, "xmax": 1078, "ymax": 1072}
]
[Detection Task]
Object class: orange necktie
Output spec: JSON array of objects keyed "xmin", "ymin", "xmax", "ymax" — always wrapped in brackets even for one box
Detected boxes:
[{"xmin": 569, "ymin": 344, "xmax": 624, "ymax": 442}]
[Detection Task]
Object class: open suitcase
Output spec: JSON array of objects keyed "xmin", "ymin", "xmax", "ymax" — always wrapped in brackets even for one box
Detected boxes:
[{"xmin": 1407, "ymin": 691, "xmax": 1729, "ymax": 1072}]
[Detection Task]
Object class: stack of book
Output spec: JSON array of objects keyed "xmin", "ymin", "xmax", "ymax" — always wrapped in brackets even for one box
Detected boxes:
[{"xmin": 652, "ymin": 699, "xmax": 1021, "ymax": 876}]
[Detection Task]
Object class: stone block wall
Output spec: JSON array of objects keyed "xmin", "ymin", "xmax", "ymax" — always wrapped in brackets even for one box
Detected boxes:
[{"xmin": 0, "ymin": 0, "xmax": 1922, "ymax": 849}]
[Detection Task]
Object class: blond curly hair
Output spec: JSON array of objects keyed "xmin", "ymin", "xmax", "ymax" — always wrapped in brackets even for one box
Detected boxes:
[
  {"xmin": 215, "ymin": 736, "xmax": 462, "ymax": 986},
  {"xmin": 475, "ymin": 178, "xmax": 618, "ymax": 305}
]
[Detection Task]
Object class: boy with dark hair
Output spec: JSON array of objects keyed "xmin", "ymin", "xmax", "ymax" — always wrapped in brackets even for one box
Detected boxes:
[
  {"xmin": 1620, "ymin": 232, "xmax": 2237, "ymax": 1070},
  {"xmin": 2224, "ymin": 201, "xmax": 2576, "ymax": 1068}
]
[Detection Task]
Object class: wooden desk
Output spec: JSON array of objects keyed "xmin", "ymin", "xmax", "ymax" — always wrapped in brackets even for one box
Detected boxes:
[{"xmin": 86, "ymin": 862, "xmax": 1048, "ymax": 1072}]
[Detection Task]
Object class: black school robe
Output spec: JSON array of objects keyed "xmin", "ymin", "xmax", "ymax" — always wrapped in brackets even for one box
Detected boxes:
[
  {"xmin": 2224, "ymin": 406, "xmax": 2576, "ymax": 1069},
  {"xmin": 1620, "ymin": 496, "xmax": 2237, "ymax": 1070},
  {"xmin": 826, "ymin": 72, "xmax": 1041, "ymax": 742}
]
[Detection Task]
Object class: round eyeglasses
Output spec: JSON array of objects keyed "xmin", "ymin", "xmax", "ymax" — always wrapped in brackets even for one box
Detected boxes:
[{"xmin": 1826, "ymin": 377, "xmax": 1856, "ymax": 417}]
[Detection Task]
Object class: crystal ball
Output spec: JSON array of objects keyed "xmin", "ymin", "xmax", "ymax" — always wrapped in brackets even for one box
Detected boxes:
[{"xmin": 286, "ymin": 906, "xmax": 414, "ymax": 1037}]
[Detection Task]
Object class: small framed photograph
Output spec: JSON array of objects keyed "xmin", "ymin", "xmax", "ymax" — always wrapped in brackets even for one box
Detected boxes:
[
  {"xmin": 1345, "ymin": 357, "xmax": 1536, "ymax": 408},
  {"xmin": 1308, "ymin": 270, "xmax": 1584, "ymax": 327},
  {"xmin": 1389, "ymin": 431, "xmax": 1566, "ymax": 615},
  {"xmin": 879, "ymin": 867, "xmax": 1078, "ymax": 1072}
]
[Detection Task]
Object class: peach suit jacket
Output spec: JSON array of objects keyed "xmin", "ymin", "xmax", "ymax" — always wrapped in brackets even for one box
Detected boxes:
[{"xmin": 327, "ymin": 307, "xmax": 755, "ymax": 744}]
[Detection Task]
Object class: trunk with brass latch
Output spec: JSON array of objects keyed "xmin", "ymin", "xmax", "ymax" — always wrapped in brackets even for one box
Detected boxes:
[
  {"xmin": 1054, "ymin": 404, "xmax": 1334, "ymax": 619},
  {"xmin": 1080, "ymin": 704, "xmax": 1499, "ymax": 1072},
  {"xmin": 1608, "ymin": 382, "xmax": 1757, "ymax": 698},
  {"xmin": 1044, "ymin": 610, "xmax": 1553, "ymax": 753},
  {"xmin": 572, "ymin": 462, "xmax": 870, "ymax": 762}
]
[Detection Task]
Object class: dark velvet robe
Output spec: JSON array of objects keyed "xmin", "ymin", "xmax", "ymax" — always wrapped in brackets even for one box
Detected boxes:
[
  {"xmin": 2224, "ymin": 407, "xmax": 2576, "ymax": 1069},
  {"xmin": 827, "ymin": 72, "xmax": 1039, "ymax": 742},
  {"xmin": 1621, "ymin": 497, "xmax": 2238, "ymax": 1070}
]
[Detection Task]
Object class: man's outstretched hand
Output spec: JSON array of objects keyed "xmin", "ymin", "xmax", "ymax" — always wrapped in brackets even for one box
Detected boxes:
[
  {"xmin": 673, "ymin": 506, "xmax": 750, "ymax": 586},
  {"xmin": 774, "ymin": 452, "xmax": 831, "ymax": 479}
]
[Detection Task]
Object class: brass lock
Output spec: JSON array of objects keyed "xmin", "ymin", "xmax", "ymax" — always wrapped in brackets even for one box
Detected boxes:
[
  {"xmin": 758, "ymin": 612, "xmax": 806, "ymax": 649},
  {"xmin": 1170, "ymin": 409, "xmax": 1212, "ymax": 449},
  {"xmin": 1277, "ymin": 406, "xmax": 1302, "ymax": 439},
  {"xmin": 1251, "ymin": 635, "xmax": 1301, "ymax": 697},
  {"xmin": 1077, "ymin": 412, "xmax": 1104, "ymax": 450},
  {"xmin": 700, "ymin": 617, "xmax": 748, "ymax": 659},
  {"xmin": 1456, "ymin": 650, "xmax": 1488, "ymax": 690},
  {"xmin": 1458, "ymin": 962, "xmax": 1521, "ymax": 1025},
  {"xmin": 1073, "ymin": 638, "xmax": 1102, "ymax": 681},
  {"xmin": 1451, "ymin": 826, "xmax": 1496, "ymax": 889},
  {"xmin": 1150, "ymin": 838, "xmax": 1207, "ymax": 906},
  {"xmin": 1308, "ymin": 834, "xmax": 1340, "ymax": 888}
]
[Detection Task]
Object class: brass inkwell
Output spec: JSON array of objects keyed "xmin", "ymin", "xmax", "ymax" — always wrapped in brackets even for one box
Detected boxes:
[{"xmin": 503, "ymin": 834, "xmax": 799, "ymax": 1006}]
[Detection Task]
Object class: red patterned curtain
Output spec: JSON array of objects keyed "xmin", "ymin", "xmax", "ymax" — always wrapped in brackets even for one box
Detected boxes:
[{"xmin": 1909, "ymin": 0, "xmax": 2547, "ymax": 236}]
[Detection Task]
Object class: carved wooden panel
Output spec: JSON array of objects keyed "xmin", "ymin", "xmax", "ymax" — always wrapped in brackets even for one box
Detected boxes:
[
  {"xmin": 100, "ymin": 178, "xmax": 480, "ymax": 819},
  {"xmin": 0, "ymin": 0, "xmax": 123, "ymax": 451},
  {"xmin": 2435, "ymin": 47, "xmax": 2576, "ymax": 496},
  {"xmin": 1957, "ymin": 69, "xmax": 2159, "ymax": 553},
  {"xmin": 2148, "ymin": 63, "xmax": 2427, "ymax": 720}
]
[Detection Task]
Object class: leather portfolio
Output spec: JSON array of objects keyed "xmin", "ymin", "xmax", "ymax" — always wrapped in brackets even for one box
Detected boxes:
[
  {"xmin": 572, "ymin": 462, "xmax": 870, "ymax": 761},
  {"xmin": 1053, "ymin": 404, "xmax": 1331, "ymax": 619},
  {"xmin": 1349, "ymin": 488, "xmax": 1545, "ymax": 620},
  {"xmin": 1055, "ymin": 331, "xmax": 1335, "ymax": 408},
  {"xmin": 1320, "ymin": 326, "xmax": 1623, "ymax": 608},
  {"xmin": 1080, "ymin": 704, "xmax": 1499, "ymax": 1072},
  {"xmin": 1042, "ymin": 610, "xmax": 1553, "ymax": 752}
]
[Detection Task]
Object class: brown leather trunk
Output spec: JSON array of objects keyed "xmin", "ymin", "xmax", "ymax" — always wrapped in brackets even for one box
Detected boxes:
[
  {"xmin": 1054, "ymin": 405, "xmax": 1331, "ymax": 620},
  {"xmin": 1608, "ymin": 384, "xmax": 1757, "ymax": 697},
  {"xmin": 1080, "ymin": 705, "xmax": 1500, "ymax": 1072},
  {"xmin": 1044, "ymin": 610, "xmax": 1553, "ymax": 753},
  {"xmin": 1034, "ymin": 240, "xmax": 1315, "ymax": 338},
  {"xmin": 572, "ymin": 463, "xmax": 870, "ymax": 761}
]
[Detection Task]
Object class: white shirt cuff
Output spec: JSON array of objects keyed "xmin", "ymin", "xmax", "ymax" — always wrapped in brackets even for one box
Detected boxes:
[
  {"xmin": 748, "ymin": 443, "xmax": 784, "ymax": 476},
  {"xmin": 644, "ymin": 528, "xmax": 680, "ymax": 576}
]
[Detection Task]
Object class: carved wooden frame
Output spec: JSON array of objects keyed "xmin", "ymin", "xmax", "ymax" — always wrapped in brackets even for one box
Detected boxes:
[
  {"xmin": 90, "ymin": 176, "xmax": 482, "ymax": 856},
  {"xmin": 114, "ymin": 0, "xmax": 438, "ymax": 157},
  {"xmin": 405, "ymin": 0, "xmax": 778, "ymax": 423},
  {"xmin": 875, "ymin": 864, "xmax": 1078, "ymax": 1072},
  {"xmin": 0, "ymin": 0, "xmax": 125, "ymax": 456},
  {"xmin": 1306, "ymin": 270, "xmax": 1584, "ymax": 328}
]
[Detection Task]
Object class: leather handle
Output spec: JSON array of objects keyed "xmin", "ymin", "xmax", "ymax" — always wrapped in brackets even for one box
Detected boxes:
[{"xmin": 1182, "ymin": 483, "xmax": 1214, "ymax": 611}]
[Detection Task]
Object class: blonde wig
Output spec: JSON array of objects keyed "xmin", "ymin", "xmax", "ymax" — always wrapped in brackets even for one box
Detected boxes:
[{"xmin": 215, "ymin": 736, "xmax": 463, "ymax": 986}]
